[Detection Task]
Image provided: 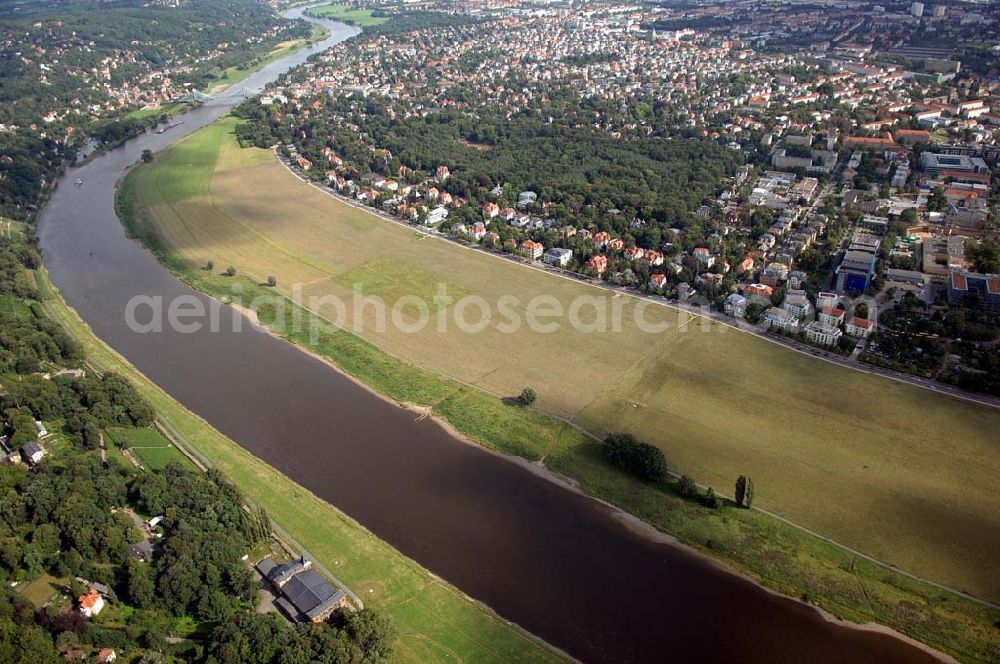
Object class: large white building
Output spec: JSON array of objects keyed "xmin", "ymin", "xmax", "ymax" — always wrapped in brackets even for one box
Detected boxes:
[
  {"xmin": 804, "ymin": 320, "xmax": 843, "ymax": 346},
  {"xmin": 920, "ymin": 152, "xmax": 989, "ymax": 175},
  {"xmin": 845, "ymin": 317, "xmax": 875, "ymax": 338},
  {"xmin": 782, "ymin": 289, "xmax": 813, "ymax": 321},
  {"xmin": 724, "ymin": 293, "xmax": 748, "ymax": 319},
  {"xmin": 763, "ymin": 307, "xmax": 799, "ymax": 332},
  {"xmin": 543, "ymin": 247, "xmax": 573, "ymax": 267}
]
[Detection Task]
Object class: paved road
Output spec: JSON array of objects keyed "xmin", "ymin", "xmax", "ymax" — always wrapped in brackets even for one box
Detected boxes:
[{"xmin": 277, "ymin": 156, "xmax": 1000, "ymax": 410}]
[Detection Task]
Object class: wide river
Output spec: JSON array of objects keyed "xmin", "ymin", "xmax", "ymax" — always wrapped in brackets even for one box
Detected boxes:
[{"xmin": 38, "ymin": 8, "xmax": 939, "ymax": 663}]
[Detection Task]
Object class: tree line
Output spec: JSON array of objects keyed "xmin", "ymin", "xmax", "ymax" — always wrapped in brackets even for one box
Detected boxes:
[{"xmin": 0, "ymin": 231, "xmax": 396, "ymax": 660}]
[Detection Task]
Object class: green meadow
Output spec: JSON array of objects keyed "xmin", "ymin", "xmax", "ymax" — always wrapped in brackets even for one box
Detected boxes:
[{"xmin": 123, "ymin": 118, "xmax": 1000, "ymax": 608}]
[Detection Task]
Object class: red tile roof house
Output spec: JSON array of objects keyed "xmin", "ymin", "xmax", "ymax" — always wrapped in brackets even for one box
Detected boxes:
[
  {"xmin": 648, "ymin": 273, "xmax": 667, "ymax": 290},
  {"xmin": 519, "ymin": 240, "xmax": 544, "ymax": 260},
  {"xmin": 818, "ymin": 306, "xmax": 846, "ymax": 327},
  {"xmin": 641, "ymin": 250, "xmax": 665, "ymax": 267},
  {"xmin": 586, "ymin": 255, "xmax": 608, "ymax": 274},
  {"xmin": 744, "ymin": 283, "xmax": 774, "ymax": 304},
  {"xmin": 624, "ymin": 246, "xmax": 644, "ymax": 261},
  {"xmin": 845, "ymin": 317, "xmax": 875, "ymax": 338},
  {"xmin": 893, "ymin": 129, "xmax": 932, "ymax": 145},
  {"xmin": 693, "ymin": 247, "xmax": 716, "ymax": 267},
  {"xmin": 844, "ymin": 133, "xmax": 895, "ymax": 150},
  {"xmin": 78, "ymin": 589, "xmax": 105, "ymax": 617}
]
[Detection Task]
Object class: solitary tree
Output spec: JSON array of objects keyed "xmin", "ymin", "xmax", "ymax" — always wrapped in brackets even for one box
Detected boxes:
[
  {"xmin": 602, "ymin": 433, "xmax": 668, "ymax": 483},
  {"xmin": 267, "ymin": 275, "xmax": 277, "ymax": 287},
  {"xmin": 141, "ymin": 149, "xmax": 154, "ymax": 163},
  {"xmin": 703, "ymin": 487, "xmax": 720, "ymax": 509},
  {"xmin": 224, "ymin": 265, "xmax": 236, "ymax": 277},
  {"xmin": 519, "ymin": 387, "xmax": 537, "ymax": 405},
  {"xmin": 205, "ymin": 260, "xmax": 214, "ymax": 271},
  {"xmin": 735, "ymin": 476, "xmax": 755, "ymax": 508},
  {"xmin": 677, "ymin": 475, "xmax": 698, "ymax": 498}
]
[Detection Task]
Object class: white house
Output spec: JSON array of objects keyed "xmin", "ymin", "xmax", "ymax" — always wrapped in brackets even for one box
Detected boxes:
[
  {"xmin": 78, "ymin": 589, "xmax": 105, "ymax": 618},
  {"xmin": 817, "ymin": 307, "xmax": 846, "ymax": 327},
  {"xmin": 782, "ymin": 289, "xmax": 813, "ymax": 321},
  {"xmin": 804, "ymin": 320, "xmax": 843, "ymax": 346},
  {"xmin": 424, "ymin": 207, "xmax": 448, "ymax": 225},
  {"xmin": 816, "ymin": 291, "xmax": 839, "ymax": 310},
  {"xmin": 692, "ymin": 247, "xmax": 716, "ymax": 268},
  {"xmin": 845, "ymin": 316, "xmax": 875, "ymax": 338},
  {"xmin": 542, "ymin": 247, "xmax": 573, "ymax": 267},
  {"xmin": 724, "ymin": 293, "xmax": 748, "ymax": 319},
  {"xmin": 21, "ymin": 441, "xmax": 46, "ymax": 466},
  {"xmin": 763, "ymin": 307, "xmax": 799, "ymax": 332}
]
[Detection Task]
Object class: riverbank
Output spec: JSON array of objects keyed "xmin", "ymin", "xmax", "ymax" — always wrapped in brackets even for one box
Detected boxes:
[
  {"xmin": 116, "ymin": 135, "xmax": 1000, "ymax": 662},
  {"xmin": 34, "ymin": 268, "xmax": 570, "ymax": 664},
  {"xmin": 205, "ymin": 21, "xmax": 331, "ymax": 95},
  {"xmin": 124, "ymin": 116, "xmax": 1000, "ymax": 607},
  {"xmin": 216, "ymin": 302, "xmax": 967, "ymax": 664}
]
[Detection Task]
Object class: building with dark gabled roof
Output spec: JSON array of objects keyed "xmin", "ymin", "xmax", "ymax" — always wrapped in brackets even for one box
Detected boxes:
[{"xmin": 257, "ymin": 556, "xmax": 348, "ymax": 623}]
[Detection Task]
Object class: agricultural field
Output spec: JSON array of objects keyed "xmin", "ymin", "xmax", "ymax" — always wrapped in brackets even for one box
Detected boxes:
[
  {"xmin": 105, "ymin": 426, "xmax": 191, "ymax": 470},
  {"xmin": 306, "ymin": 4, "xmax": 387, "ymax": 27},
  {"xmin": 122, "ymin": 118, "xmax": 1000, "ymax": 605}
]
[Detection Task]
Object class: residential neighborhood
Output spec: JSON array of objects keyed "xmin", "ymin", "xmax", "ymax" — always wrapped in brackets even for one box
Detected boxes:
[{"xmin": 259, "ymin": 0, "xmax": 998, "ymax": 397}]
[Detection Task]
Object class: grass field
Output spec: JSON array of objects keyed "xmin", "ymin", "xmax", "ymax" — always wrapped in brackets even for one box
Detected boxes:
[
  {"xmin": 0, "ymin": 218, "xmax": 27, "ymax": 241},
  {"xmin": 122, "ymin": 118, "xmax": 1000, "ymax": 607},
  {"xmin": 124, "ymin": 103, "xmax": 184, "ymax": 122},
  {"xmin": 105, "ymin": 426, "xmax": 191, "ymax": 470},
  {"xmin": 18, "ymin": 574, "xmax": 66, "ymax": 609},
  {"xmin": 306, "ymin": 4, "xmax": 387, "ymax": 27},
  {"xmin": 90, "ymin": 242, "xmax": 1000, "ymax": 661},
  {"xmin": 0, "ymin": 294, "xmax": 34, "ymax": 321},
  {"xmin": 37, "ymin": 272, "xmax": 567, "ymax": 664}
]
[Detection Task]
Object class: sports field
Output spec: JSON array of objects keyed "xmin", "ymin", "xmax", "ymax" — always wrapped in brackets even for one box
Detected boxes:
[{"xmin": 126, "ymin": 118, "xmax": 1000, "ymax": 603}]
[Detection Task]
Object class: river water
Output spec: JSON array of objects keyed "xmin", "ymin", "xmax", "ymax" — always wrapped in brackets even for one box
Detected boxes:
[{"xmin": 36, "ymin": 8, "xmax": 939, "ymax": 663}]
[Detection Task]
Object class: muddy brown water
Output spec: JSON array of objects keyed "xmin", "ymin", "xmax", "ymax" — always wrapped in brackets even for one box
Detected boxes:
[{"xmin": 36, "ymin": 9, "xmax": 942, "ymax": 663}]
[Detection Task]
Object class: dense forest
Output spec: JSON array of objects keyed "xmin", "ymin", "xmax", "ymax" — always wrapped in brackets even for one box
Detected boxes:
[
  {"xmin": 234, "ymin": 95, "xmax": 743, "ymax": 242},
  {"xmin": 0, "ymin": 0, "xmax": 308, "ymax": 222},
  {"xmin": 0, "ymin": 237, "xmax": 395, "ymax": 659}
]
